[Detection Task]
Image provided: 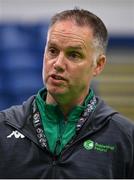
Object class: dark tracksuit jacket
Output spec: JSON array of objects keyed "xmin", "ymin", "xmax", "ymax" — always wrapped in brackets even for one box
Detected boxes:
[{"xmin": 0, "ymin": 96, "xmax": 134, "ymax": 179}]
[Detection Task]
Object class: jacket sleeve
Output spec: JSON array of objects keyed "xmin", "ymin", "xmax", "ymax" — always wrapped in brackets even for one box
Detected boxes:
[
  {"xmin": 129, "ymin": 128, "xmax": 134, "ymax": 178},
  {"xmin": 0, "ymin": 112, "xmax": 5, "ymax": 122},
  {"xmin": 112, "ymin": 113, "xmax": 134, "ymax": 178}
]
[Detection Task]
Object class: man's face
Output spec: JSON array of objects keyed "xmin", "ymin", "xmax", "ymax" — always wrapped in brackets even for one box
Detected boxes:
[{"xmin": 43, "ymin": 20, "xmax": 98, "ymax": 102}]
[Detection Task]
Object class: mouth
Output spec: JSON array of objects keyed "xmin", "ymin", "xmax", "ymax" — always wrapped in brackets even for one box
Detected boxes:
[{"xmin": 50, "ymin": 74, "xmax": 66, "ymax": 81}]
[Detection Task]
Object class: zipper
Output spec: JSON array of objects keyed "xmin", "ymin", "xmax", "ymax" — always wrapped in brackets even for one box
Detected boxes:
[
  {"xmin": 54, "ymin": 139, "xmax": 61, "ymax": 156},
  {"xmin": 61, "ymin": 130, "xmax": 94, "ymax": 156},
  {"xmin": 52, "ymin": 139, "xmax": 61, "ymax": 166},
  {"xmin": 60, "ymin": 111, "xmax": 95, "ymax": 155}
]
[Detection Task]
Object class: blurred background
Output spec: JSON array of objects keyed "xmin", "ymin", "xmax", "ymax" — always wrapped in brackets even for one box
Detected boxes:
[{"xmin": 0, "ymin": 0, "xmax": 134, "ymax": 120}]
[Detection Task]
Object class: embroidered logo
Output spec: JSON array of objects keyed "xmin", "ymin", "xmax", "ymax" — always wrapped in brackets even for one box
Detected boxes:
[
  {"xmin": 7, "ymin": 130, "xmax": 25, "ymax": 139},
  {"xmin": 83, "ymin": 140, "xmax": 94, "ymax": 150},
  {"xmin": 83, "ymin": 139, "xmax": 115, "ymax": 152}
]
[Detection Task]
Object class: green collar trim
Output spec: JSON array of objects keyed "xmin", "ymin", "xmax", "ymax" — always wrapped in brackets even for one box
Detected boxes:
[
  {"xmin": 35, "ymin": 88, "xmax": 95, "ymax": 155},
  {"xmin": 36, "ymin": 88, "xmax": 94, "ymax": 123}
]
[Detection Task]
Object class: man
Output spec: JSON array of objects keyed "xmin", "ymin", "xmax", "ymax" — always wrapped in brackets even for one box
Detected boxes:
[{"xmin": 0, "ymin": 8, "xmax": 134, "ymax": 179}]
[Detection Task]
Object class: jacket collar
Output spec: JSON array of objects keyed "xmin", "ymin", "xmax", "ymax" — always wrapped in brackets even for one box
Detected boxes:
[{"xmin": 92, "ymin": 96, "xmax": 118, "ymax": 128}]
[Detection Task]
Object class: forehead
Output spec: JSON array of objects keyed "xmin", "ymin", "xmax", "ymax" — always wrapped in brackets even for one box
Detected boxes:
[{"xmin": 47, "ymin": 20, "xmax": 94, "ymax": 49}]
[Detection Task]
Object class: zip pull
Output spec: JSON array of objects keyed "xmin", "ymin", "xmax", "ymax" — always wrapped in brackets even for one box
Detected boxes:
[
  {"xmin": 54, "ymin": 139, "xmax": 61, "ymax": 156},
  {"xmin": 52, "ymin": 139, "xmax": 61, "ymax": 165}
]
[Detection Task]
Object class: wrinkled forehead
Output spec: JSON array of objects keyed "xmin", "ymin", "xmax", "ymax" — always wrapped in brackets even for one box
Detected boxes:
[
  {"xmin": 48, "ymin": 20, "xmax": 93, "ymax": 38},
  {"xmin": 47, "ymin": 20, "xmax": 94, "ymax": 49}
]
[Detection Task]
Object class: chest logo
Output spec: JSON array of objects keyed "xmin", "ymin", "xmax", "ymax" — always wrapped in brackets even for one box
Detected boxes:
[
  {"xmin": 83, "ymin": 139, "xmax": 115, "ymax": 152},
  {"xmin": 83, "ymin": 140, "xmax": 94, "ymax": 150},
  {"xmin": 7, "ymin": 130, "xmax": 25, "ymax": 139}
]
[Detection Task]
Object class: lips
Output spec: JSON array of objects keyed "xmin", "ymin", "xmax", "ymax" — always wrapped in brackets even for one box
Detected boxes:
[{"xmin": 50, "ymin": 74, "xmax": 66, "ymax": 81}]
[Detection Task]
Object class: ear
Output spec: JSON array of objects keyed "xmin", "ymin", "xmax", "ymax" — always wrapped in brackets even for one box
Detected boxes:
[{"xmin": 93, "ymin": 54, "xmax": 106, "ymax": 77}]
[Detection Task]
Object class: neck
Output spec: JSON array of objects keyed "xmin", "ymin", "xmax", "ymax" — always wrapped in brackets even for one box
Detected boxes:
[{"xmin": 46, "ymin": 91, "xmax": 88, "ymax": 116}]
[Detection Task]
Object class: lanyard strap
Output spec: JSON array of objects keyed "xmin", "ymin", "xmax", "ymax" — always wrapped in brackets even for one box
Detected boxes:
[
  {"xmin": 32, "ymin": 100, "xmax": 48, "ymax": 150},
  {"xmin": 76, "ymin": 95, "xmax": 97, "ymax": 131},
  {"xmin": 32, "ymin": 95, "xmax": 97, "ymax": 151}
]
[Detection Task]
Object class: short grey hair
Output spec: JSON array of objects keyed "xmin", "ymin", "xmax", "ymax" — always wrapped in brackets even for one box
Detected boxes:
[{"xmin": 49, "ymin": 8, "xmax": 108, "ymax": 58}]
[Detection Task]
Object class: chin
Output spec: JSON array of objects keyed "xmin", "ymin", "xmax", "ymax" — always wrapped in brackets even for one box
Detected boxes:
[{"xmin": 47, "ymin": 86, "xmax": 67, "ymax": 96}]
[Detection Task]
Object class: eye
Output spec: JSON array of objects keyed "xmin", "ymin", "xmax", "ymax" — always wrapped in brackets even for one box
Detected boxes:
[
  {"xmin": 67, "ymin": 51, "xmax": 83, "ymax": 61},
  {"xmin": 47, "ymin": 47, "xmax": 59, "ymax": 58},
  {"xmin": 49, "ymin": 47, "xmax": 57, "ymax": 54}
]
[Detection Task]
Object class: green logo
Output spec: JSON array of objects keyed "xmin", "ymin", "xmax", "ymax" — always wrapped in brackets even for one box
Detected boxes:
[
  {"xmin": 83, "ymin": 139, "xmax": 115, "ymax": 152},
  {"xmin": 83, "ymin": 140, "xmax": 94, "ymax": 150}
]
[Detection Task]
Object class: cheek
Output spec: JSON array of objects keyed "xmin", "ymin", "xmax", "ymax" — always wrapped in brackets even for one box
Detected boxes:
[
  {"xmin": 76, "ymin": 67, "xmax": 94, "ymax": 86},
  {"xmin": 44, "ymin": 58, "xmax": 51, "ymax": 74},
  {"xmin": 77, "ymin": 64, "xmax": 93, "ymax": 77},
  {"xmin": 70, "ymin": 68, "xmax": 88, "ymax": 84}
]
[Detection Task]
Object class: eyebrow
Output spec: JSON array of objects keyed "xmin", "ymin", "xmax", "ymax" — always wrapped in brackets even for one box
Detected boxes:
[
  {"xmin": 47, "ymin": 41, "xmax": 84, "ymax": 51},
  {"xmin": 67, "ymin": 46, "xmax": 83, "ymax": 50},
  {"xmin": 47, "ymin": 42, "xmax": 57, "ymax": 47},
  {"xmin": 48, "ymin": 42, "xmax": 83, "ymax": 50}
]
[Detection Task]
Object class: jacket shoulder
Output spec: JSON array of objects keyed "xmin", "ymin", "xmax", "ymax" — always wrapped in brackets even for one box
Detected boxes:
[
  {"xmin": 111, "ymin": 113, "xmax": 134, "ymax": 136},
  {"xmin": 0, "ymin": 111, "xmax": 5, "ymax": 123},
  {"xmin": 95, "ymin": 96, "xmax": 134, "ymax": 136},
  {"xmin": 0, "ymin": 96, "xmax": 35, "ymax": 126}
]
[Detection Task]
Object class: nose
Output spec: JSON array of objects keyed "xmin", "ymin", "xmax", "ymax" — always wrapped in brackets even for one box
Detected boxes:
[{"xmin": 53, "ymin": 52, "xmax": 65, "ymax": 72}]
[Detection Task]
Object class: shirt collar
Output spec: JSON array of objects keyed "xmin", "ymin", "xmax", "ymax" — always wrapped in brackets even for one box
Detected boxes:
[{"xmin": 35, "ymin": 88, "xmax": 95, "ymax": 123}]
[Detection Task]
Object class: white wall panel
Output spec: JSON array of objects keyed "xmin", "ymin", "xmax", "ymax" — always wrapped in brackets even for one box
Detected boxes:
[{"xmin": 0, "ymin": 0, "xmax": 134, "ymax": 35}]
